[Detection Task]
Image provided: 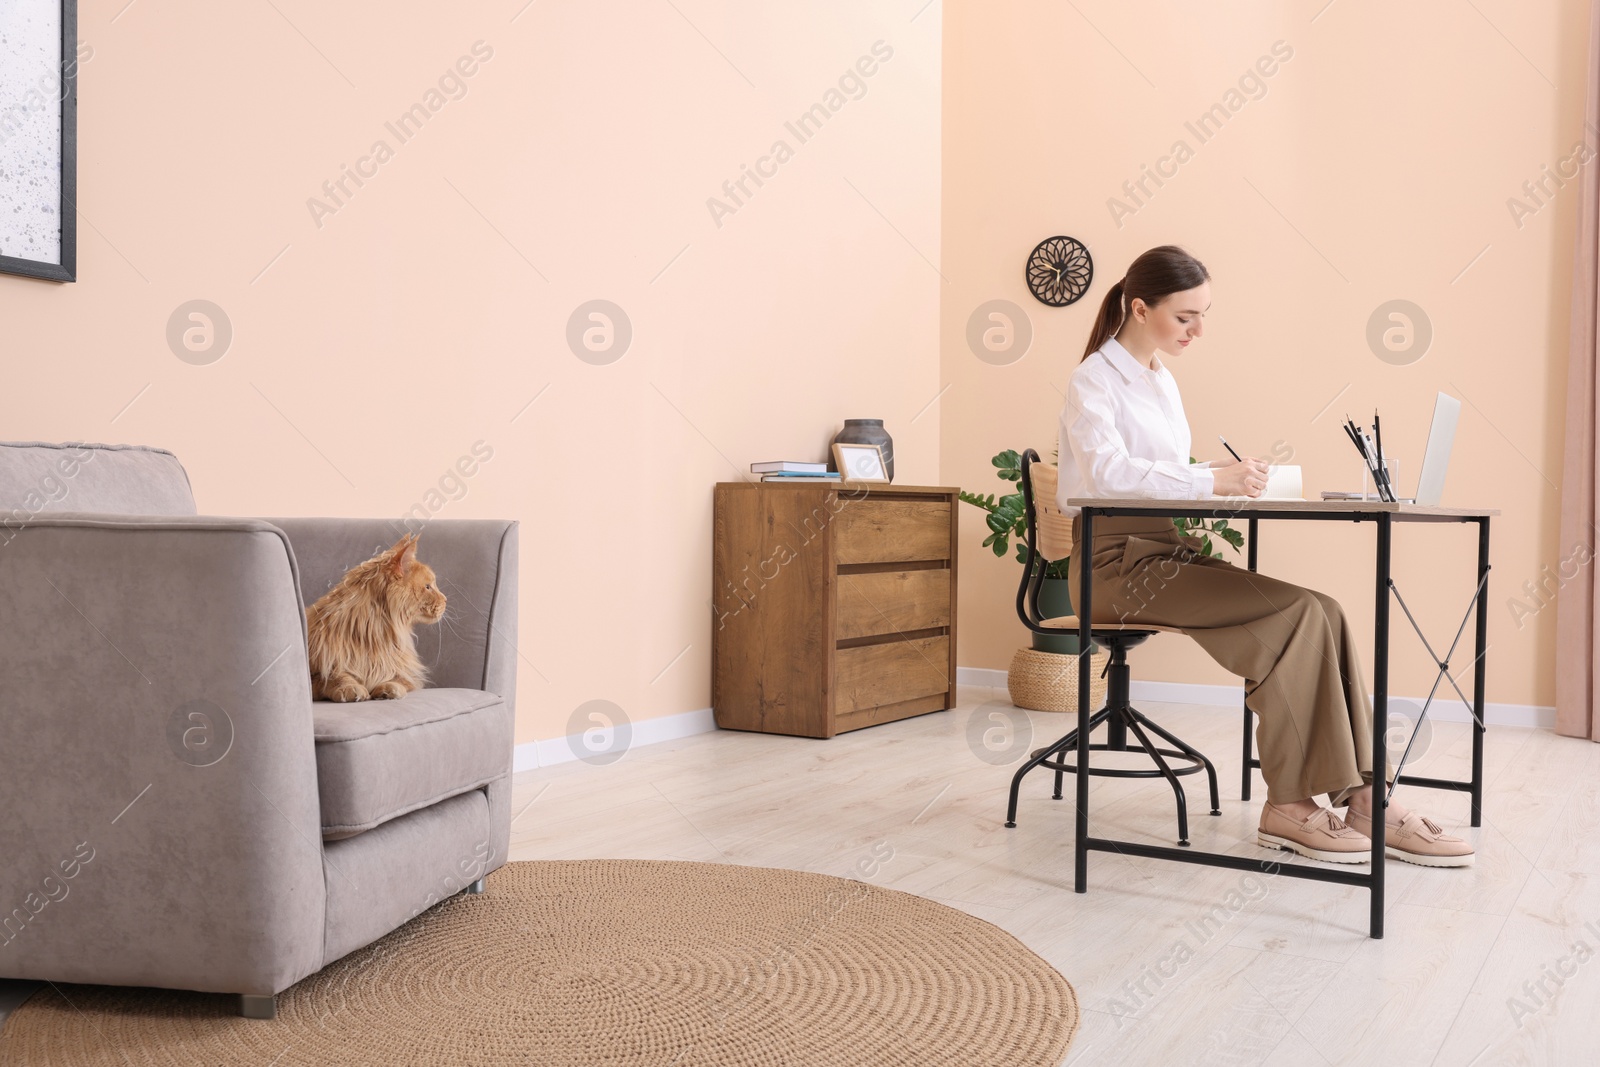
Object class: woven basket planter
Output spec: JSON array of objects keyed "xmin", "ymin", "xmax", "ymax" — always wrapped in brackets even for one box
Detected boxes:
[{"xmin": 1007, "ymin": 646, "xmax": 1109, "ymax": 713}]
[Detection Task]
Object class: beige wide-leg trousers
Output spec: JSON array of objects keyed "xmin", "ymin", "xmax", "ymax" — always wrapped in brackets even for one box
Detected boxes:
[{"xmin": 1068, "ymin": 513, "xmax": 1391, "ymax": 804}]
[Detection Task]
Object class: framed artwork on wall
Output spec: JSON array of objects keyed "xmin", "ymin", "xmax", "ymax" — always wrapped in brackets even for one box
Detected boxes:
[{"xmin": 0, "ymin": 0, "xmax": 78, "ymax": 282}]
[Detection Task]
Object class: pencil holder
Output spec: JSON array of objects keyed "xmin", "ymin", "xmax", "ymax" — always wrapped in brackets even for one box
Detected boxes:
[{"xmin": 1360, "ymin": 456, "xmax": 1400, "ymax": 501}]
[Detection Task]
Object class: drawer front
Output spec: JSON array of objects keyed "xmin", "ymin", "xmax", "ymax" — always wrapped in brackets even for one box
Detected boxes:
[
  {"xmin": 834, "ymin": 635, "xmax": 951, "ymax": 717},
  {"xmin": 833, "ymin": 499, "xmax": 951, "ymax": 565},
  {"xmin": 835, "ymin": 569, "xmax": 951, "ymax": 641}
]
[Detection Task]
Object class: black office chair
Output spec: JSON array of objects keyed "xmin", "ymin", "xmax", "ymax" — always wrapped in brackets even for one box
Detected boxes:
[{"xmin": 1003, "ymin": 448, "xmax": 1221, "ymax": 846}]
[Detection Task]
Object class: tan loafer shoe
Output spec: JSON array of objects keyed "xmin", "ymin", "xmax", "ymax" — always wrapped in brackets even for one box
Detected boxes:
[
  {"xmin": 1343, "ymin": 806, "xmax": 1475, "ymax": 867},
  {"xmin": 1257, "ymin": 803, "xmax": 1372, "ymax": 864}
]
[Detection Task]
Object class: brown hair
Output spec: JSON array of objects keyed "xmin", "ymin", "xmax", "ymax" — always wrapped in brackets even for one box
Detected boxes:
[{"xmin": 1081, "ymin": 245, "xmax": 1210, "ymax": 361}]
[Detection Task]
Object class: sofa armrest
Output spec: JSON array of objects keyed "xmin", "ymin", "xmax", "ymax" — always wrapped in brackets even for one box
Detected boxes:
[
  {"xmin": 263, "ymin": 518, "xmax": 520, "ymax": 721},
  {"xmin": 0, "ymin": 513, "xmax": 326, "ymax": 996}
]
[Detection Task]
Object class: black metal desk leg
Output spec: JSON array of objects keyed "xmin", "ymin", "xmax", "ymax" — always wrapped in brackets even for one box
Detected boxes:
[
  {"xmin": 1241, "ymin": 517, "xmax": 1259, "ymax": 801},
  {"xmin": 1075, "ymin": 509, "xmax": 1094, "ymax": 894},
  {"xmin": 1371, "ymin": 514, "xmax": 1391, "ymax": 940},
  {"xmin": 1472, "ymin": 517, "xmax": 1490, "ymax": 827}
]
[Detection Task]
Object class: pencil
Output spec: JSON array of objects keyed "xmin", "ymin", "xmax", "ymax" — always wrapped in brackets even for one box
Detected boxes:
[
  {"xmin": 1373, "ymin": 408, "xmax": 1392, "ymax": 501},
  {"xmin": 1343, "ymin": 420, "xmax": 1383, "ymax": 499},
  {"xmin": 1218, "ymin": 435, "xmax": 1244, "ymax": 464}
]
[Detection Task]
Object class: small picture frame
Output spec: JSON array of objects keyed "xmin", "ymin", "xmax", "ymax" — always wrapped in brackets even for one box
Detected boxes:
[{"xmin": 832, "ymin": 442, "xmax": 890, "ymax": 483}]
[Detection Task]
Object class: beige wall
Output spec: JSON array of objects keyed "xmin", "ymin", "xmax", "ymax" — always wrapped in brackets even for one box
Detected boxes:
[
  {"xmin": 0, "ymin": 2, "xmax": 941, "ymax": 747},
  {"xmin": 6, "ymin": 1, "xmax": 1582, "ymax": 740},
  {"xmin": 944, "ymin": 0, "xmax": 1587, "ymax": 710}
]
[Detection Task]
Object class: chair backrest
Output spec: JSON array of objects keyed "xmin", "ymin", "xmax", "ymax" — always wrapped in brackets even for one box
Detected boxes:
[
  {"xmin": 0, "ymin": 441, "xmax": 197, "ymax": 520},
  {"xmin": 1024, "ymin": 460, "xmax": 1075, "ymax": 561},
  {"xmin": 1015, "ymin": 448, "xmax": 1067, "ymax": 635}
]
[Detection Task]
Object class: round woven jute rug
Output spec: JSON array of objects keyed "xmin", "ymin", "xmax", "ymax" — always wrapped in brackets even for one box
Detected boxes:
[{"xmin": 0, "ymin": 859, "xmax": 1078, "ymax": 1066}]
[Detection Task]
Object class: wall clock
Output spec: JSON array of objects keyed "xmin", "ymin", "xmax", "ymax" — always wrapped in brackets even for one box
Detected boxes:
[{"xmin": 1025, "ymin": 236, "xmax": 1092, "ymax": 307}]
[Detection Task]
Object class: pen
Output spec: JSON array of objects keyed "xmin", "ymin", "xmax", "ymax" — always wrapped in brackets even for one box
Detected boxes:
[
  {"xmin": 1366, "ymin": 425, "xmax": 1394, "ymax": 502},
  {"xmin": 1218, "ymin": 435, "xmax": 1244, "ymax": 464},
  {"xmin": 1345, "ymin": 416, "xmax": 1385, "ymax": 499},
  {"xmin": 1343, "ymin": 419, "xmax": 1369, "ymax": 463},
  {"xmin": 1373, "ymin": 409, "xmax": 1393, "ymax": 502},
  {"xmin": 1362, "ymin": 427, "xmax": 1394, "ymax": 502}
]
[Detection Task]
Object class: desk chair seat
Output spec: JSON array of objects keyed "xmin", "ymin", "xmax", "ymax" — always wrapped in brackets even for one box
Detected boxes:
[
  {"xmin": 1039, "ymin": 614, "xmax": 1187, "ymax": 636},
  {"xmin": 1004, "ymin": 451, "xmax": 1221, "ymax": 846}
]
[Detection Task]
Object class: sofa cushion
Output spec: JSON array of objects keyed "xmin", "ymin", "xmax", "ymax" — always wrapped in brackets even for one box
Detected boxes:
[
  {"xmin": 312, "ymin": 687, "xmax": 511, "ymax": 840},
  {"xmin": 0, "ymin": 441, "xmax": 197, "ymax": 518}
]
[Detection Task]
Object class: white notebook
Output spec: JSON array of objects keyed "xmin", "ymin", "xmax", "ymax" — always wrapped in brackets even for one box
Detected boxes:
[{"xmin": 1209, "ymin": 464, "xmax": 1303, "ymax": 500}]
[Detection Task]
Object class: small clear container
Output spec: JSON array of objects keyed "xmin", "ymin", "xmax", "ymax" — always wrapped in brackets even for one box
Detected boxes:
[{"xmin": 1360, "ymin": 456, "xmax": 1401, "ymax": 501}]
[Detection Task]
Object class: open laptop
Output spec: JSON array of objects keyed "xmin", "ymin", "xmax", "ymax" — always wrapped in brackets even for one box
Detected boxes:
[{"xmin": 1412, "ymin": 391, "xmax": 1460, "ymax": 505}]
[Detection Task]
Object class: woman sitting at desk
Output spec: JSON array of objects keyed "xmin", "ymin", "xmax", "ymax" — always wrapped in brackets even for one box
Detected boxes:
[{"xmin": 1058, "ymin": 244, "xmax": 1473, "ymax": 868}]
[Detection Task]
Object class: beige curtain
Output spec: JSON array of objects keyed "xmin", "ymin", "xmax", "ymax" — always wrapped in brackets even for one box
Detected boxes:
[{"xmin": 1557, "ymin": 0, "xmax": 1600, "ymax": 741}]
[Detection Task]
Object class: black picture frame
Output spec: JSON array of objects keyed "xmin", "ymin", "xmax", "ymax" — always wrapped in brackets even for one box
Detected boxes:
[{"xmin": 0, "ymin": 0, "xmax": 78, "ymax": 283}]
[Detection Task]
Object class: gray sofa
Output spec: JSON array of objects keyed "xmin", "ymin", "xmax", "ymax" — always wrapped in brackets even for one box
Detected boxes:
[{"xmin": 0, "ymin": 442, "xmax": 518, "ymax": 1018}]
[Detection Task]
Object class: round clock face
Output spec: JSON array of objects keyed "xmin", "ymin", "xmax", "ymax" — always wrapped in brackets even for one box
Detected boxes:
[{"xmin": 1025, "ymin": 236, "xmax": 1093, "ymax": 307}]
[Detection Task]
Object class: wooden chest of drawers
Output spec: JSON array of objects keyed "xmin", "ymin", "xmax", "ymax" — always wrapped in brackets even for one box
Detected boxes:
[{"xmin": 711, "ymin": 482, "xmax": 959, "ymax": 738}]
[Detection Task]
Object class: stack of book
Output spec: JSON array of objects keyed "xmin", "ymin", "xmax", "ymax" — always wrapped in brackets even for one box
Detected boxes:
[{"xmin": 751, "ymin": 461, "xmax": 839, "ymax": 482}]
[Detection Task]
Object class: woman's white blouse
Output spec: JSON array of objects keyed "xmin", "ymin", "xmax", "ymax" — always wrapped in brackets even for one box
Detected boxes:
[{"xmin": 1055, "ymin": 337, "xmax": 1216, "ymax": 518}]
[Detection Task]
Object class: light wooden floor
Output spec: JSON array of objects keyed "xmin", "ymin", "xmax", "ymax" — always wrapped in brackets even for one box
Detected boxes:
[{"xmin": 508, "ymin": 685, "xmax": 1600, "ymax": 1067}]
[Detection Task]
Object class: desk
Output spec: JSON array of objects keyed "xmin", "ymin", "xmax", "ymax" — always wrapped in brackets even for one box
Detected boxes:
[{"xmin": 1064, "ymin": 497, "xmax": 1499, "ymax": 939}]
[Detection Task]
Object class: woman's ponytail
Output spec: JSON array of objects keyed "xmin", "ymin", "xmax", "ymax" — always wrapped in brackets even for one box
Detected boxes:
[
  {"xmin": 1081, "ymin": 280, "xmax": 1126, "ymax": 362},
  {"xmin": 1079, "ymin": 245, "xmax": 1210, "ymax": 362}
]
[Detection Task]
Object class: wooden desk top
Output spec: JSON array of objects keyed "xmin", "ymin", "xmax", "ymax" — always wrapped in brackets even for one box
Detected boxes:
[{"xmin": 1066, "ymin": 497, "xmax": 1500, "ymax": 520}]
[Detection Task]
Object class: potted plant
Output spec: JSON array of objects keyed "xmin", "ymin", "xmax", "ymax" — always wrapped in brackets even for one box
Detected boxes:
[{"xmin": 960, "ymin": 448, "xmax": 1245, "ymax": 654}]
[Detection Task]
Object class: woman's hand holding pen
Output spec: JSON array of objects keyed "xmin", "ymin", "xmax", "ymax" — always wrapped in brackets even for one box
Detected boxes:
[{"xmin": 1212, "ymin": 457, "xmax": 1270, "ymax": 497}]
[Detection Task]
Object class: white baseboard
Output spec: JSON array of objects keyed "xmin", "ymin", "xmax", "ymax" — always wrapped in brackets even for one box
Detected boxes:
[
  {"xmin": 956, "ymin": 666, "xmax": 1555, "ymax": 730},
  {"xmin": 513, "ymin": 671, "xmax": 1553, "ymax": 774},
  {"xmin": 513, "ymin": 706, "xmax": 718, "ymax": 773}
]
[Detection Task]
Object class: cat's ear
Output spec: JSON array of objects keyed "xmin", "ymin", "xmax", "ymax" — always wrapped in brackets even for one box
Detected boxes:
[{"xmin": 385, "ymin": 533, "xmax": 419, "ymax": 577}]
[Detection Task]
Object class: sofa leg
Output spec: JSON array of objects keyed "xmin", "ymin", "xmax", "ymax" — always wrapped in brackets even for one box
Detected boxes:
[
  {"xmin": 465, "ymin": 878, "xmax": 486, "ymax": 895},
  {"xmin": 238, "ymin": 994, "xmax": 276, "ymax": 1020}
]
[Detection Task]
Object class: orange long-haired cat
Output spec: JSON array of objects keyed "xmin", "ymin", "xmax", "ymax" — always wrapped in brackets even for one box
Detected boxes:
[{"xmin": 306, "ymin": 533, "xmax": 447, "ymax": 702}]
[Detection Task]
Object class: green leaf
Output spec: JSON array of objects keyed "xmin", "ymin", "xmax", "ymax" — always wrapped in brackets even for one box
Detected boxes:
[
  {"xmin": 986, "ymin": 512, "xmax": 1012, "ymax": 534},
  {"xmin": 981, "ymin": 531, "xmax": 998, "ymax": 548},
  {"xmin": 991, "ymin": 539, "xmax": 1009, "ymax": 558}
]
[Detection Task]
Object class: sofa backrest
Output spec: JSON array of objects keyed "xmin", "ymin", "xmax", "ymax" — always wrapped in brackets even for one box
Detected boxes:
[{"xmin": 0, "ymin": 441, "xmax": 197, "ymax": 519}]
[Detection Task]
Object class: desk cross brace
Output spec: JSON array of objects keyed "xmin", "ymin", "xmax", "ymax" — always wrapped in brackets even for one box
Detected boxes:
[{"xmin": 1384, "ymin": 565, "xmax": 1491, "ymax": 806}]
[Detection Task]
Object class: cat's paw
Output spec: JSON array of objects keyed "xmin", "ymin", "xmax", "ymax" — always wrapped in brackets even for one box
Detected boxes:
[
  {"xmin": 371, "ymin": 681, "xmax": 411, "ymax": 700},
  {"xmin": 328, "ymin": 683, "xmax": 370, "ymax": 702}
]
